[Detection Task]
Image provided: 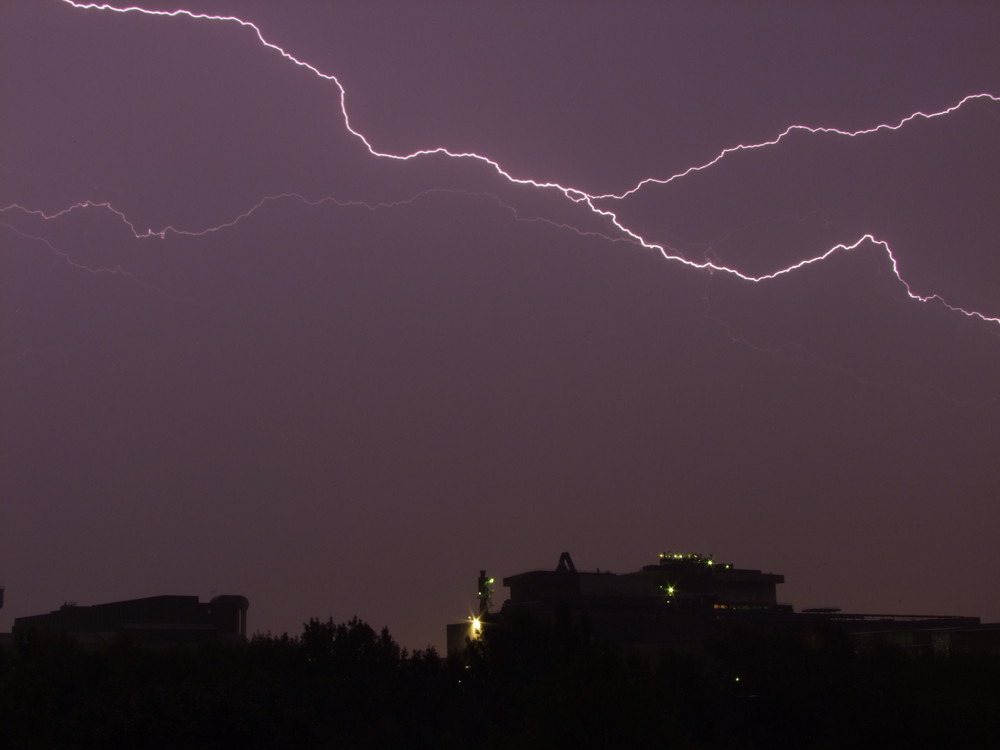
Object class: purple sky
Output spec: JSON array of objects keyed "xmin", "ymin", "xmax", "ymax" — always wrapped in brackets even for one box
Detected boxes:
[{"xmin": 2, "ymin": 0, "xmax": 999, "ymax": 650}]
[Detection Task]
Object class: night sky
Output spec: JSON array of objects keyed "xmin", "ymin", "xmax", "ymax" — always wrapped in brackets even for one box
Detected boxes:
[{"xmin": 2, "ymin": 0, "xmax": 999, "ymax": 650}]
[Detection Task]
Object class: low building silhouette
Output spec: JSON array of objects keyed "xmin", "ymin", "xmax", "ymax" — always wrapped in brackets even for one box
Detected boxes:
[{"xmin": 13, "ymin": 594, "xmax": 249, "ymax": 646}]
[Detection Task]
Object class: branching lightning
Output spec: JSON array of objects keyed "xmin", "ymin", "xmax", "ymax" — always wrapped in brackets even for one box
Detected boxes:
[{"xmin": 4, "ymin": 0, "xmax": 999, "ymax": 328}]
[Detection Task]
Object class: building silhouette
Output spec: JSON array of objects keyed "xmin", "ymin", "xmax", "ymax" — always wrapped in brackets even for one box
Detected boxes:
[
  {"xmin": 13, "ymin": 594, "xmax": 249, "ymax": 646},
  {"xmin": 449, "ymin": 552, "xmax": 998, "ymax": 656}
]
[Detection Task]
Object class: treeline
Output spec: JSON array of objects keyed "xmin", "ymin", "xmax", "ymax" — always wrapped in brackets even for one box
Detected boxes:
[{"xmin": 1, "ymin": 614, "xmax": 998, "ymax": 748}]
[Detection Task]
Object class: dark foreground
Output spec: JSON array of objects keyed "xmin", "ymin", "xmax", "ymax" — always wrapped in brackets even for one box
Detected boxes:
[{"xmin": 2, "ymin": 616, "xmax": 998, "ymax": 749}]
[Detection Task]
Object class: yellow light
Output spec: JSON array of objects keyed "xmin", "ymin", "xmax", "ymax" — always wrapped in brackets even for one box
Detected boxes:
[{"xmin": 471, "ymin": 617, "xmax": 483, "ymax": 635}]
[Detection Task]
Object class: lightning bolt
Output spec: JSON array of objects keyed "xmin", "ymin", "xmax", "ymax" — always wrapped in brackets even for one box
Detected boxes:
[{"xmin": 6, "ymin": 0, "xmax": 999, "ymax": 329}]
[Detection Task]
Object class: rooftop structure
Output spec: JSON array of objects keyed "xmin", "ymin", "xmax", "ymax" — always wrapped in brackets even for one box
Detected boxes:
[{"xmin": 639, "ymin": 552, "xmax": 785, "ymax": 608}]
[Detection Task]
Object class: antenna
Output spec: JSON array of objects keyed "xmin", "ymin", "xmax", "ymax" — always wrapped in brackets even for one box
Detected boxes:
[{"xmin": 477, "ymin": 570, "xmax": 494, "ymax": 615}]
